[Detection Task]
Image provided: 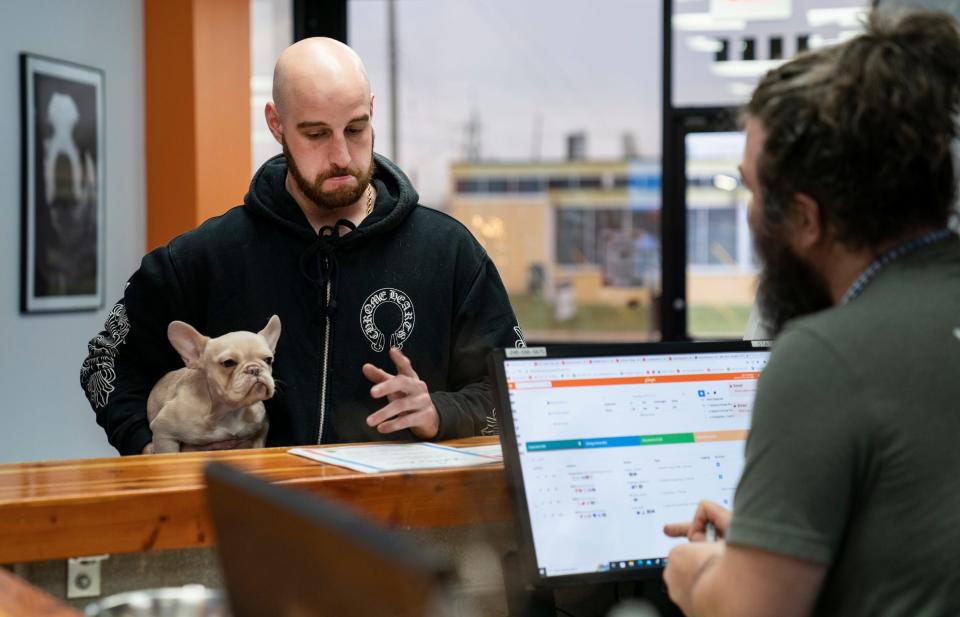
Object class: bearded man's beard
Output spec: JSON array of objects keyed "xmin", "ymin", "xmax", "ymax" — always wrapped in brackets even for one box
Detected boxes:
[
  {"xmin": 282, "ymin": 136, "xmax": 375, "ymax": 210},
  {"xmin": 753, "ymin": 217, "xmax": 833, "ymax": 337}
]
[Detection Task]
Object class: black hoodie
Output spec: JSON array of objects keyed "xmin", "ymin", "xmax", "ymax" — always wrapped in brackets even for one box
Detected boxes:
[{"xmin": 81, "ymin": 153, "xmax": 522, "ymax": 455}]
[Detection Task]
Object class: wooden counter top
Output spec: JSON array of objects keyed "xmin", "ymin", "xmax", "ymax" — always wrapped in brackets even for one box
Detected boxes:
[{"xmin": 0, "ymin": 437, "xmax": 512, "ymax": 564}]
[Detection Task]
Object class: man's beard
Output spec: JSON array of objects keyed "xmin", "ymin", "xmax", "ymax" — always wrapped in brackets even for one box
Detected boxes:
[
  {"xmin": 753, "ymin": 219, "xmax": 833, "ymax": 337},
  {"xmin": 282, "ymin": 136, "xmax": 375, "ymax": 211}
]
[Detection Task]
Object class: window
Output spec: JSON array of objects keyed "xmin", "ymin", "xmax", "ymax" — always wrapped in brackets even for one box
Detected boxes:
[
  {"xmin": 456, "ymin": 178, "xmax": 485, "ymax": 194},
  {"xmin": 672, "ymin": 1, "xmax": 869, "ymax": 108},
  {"xmin": 578, "ymin": 176, "xmax": 603, "ymax": 190},
  {"xmin": 351, "ymin": 0, "xmax": 663, "ymax": 341},
  {"xmin": 672, "ymin": 1, "xmax": 869, "ymax": 339},
  {"xmin": 769, "ymin": 36, "xmax": 784, "ymax": 60},
  {"xmin": 687, "ymin": 208, "xmax": 738, "ymax": 266},
  {"xmin": 557, "ymin": 209, "xmax": 660, "ymax": 281},
  {"xmin": 517, "ymin": 178, "xmax": 545, "ymax": 193},
  {"xmin": 250, "ymin": 0, "xmax": 292, "ymax": 173},
  {"xmin": 684, "ymin": 131, "xmax": 755, "ymax": 338}
]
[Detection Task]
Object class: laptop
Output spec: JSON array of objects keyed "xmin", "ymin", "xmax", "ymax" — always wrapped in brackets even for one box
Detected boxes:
[
  {"xmin": 204, "ymin": 462, "xmax": 455, "ymax": 617},
  {"xmin": 489, "ymin": 340, "xmax": 770, "ymax": 587}
]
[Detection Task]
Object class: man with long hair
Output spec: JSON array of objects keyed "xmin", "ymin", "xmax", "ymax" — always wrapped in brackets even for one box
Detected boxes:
[{"xmin": 663, "ymin": 10, "xmax": 960, "ymax": 616}]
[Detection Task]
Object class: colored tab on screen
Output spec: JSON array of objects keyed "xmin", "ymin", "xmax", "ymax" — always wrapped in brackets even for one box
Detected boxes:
[{"xmin": 525, "ymin": 430, "xmax": 747, "ymax": 452}]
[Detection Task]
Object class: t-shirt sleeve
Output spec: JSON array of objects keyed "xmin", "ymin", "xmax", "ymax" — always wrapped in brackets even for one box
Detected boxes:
[{"xmin": 726, "ymin": 325, "xmax": 870, "ymax": 564}]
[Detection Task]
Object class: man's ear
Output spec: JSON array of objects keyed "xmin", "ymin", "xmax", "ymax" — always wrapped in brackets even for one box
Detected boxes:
[
  {"xmin": 369, "ymin": 94, "xmax": 375, "ymax": 119},
  {"xmin": 788, "ymin": 193, "xmax": 825, "ymax": 254},
  {"xmin": 265, "ymin": 101, "xmax": 283, "ymax": 145},
  {"xmin": 167, "ymin": 321, "xmax": 209, "ymax": 369}
]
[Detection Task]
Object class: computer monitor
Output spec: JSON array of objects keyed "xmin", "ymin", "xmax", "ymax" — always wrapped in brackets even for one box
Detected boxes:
[
  {"xmin": 204, "ymin": 462, "xmax": 455, "ymax": 617},
  {"xmin": 490, "ymin": 340, "xmax": 770, "ymax": 587}
]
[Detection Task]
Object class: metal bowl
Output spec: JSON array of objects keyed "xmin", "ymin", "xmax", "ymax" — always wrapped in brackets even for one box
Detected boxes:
[{"xmin": 84, "ymin": 585, "xmax": 228, "ymax": 617}]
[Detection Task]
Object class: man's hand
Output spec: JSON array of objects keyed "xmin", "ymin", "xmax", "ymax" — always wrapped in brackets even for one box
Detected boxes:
[
  {"xmin": 362, "ymin": 347, "xmax": 439, "ymax": 440},
  {"xmin": 664, "ymin": 541, "xmax": 724, "ymax": 615},
  {"xmin": 664, "ymin": 499, "xmax": 732, "ymax": 542}
]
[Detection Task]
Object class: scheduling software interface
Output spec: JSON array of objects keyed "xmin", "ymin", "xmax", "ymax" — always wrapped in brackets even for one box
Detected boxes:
[{"xmin": 504, "ymin": 350, "xmax": 769, "ymax": 578}]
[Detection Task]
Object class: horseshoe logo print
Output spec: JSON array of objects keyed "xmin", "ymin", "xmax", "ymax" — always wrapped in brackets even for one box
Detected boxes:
[{"xmin": 360, "ymin": 288, "xmax": 416, "ymax": 352}]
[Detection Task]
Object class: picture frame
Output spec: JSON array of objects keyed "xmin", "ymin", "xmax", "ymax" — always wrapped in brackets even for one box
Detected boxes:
[{"xmin": 20, "ymin": 53, "xmax": 105, "ymax": 313}]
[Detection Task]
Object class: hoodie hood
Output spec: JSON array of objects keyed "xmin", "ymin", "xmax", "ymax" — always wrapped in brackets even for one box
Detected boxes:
[
  {"xmin": 243, "ymin": 152, "xmax": 423, "ymax": 322},
  {"xmin": 243, "ymin": 152, "xmax": 420, "ymax": 246}
]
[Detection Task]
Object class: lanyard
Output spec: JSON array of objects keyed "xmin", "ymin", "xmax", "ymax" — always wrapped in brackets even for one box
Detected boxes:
[{"xmin": 841, "ymin": 229, "xmax": 955, "ymax": 305}]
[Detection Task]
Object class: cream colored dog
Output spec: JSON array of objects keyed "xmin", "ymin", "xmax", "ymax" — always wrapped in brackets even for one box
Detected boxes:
[{"xmin": 146, "ymin": 315, "xmax": 281, "ymax": 454}]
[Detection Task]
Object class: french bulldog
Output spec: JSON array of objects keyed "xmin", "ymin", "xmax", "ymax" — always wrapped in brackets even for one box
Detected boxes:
[{"xmin": 146, "ymin": 315, "xmax": 281, "ymax": 454}]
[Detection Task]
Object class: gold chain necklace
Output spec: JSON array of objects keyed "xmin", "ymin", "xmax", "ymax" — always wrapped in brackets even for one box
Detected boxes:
[{"xmin": 365, "ymin": 185, "xmax": 375, "ymax": 216}]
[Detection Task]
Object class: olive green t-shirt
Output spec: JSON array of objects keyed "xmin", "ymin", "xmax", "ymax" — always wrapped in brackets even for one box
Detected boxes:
[{"xmin": 727, "ymin": 237, "xmax": 960, "ymax": 616}]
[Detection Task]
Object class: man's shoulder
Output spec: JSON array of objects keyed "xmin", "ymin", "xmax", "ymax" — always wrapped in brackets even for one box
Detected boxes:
[
  {"xmin": 167, "ymin": 205, "xmax": 256, "ymax": 252},
  {"xmin": 766, "ymin": 247, "xmax": 960, "ymax": 409},
  {"xmin": 790, "ymin": 243, "xmax": 960, "ymax": 354},
  {"xmin": 401, "ymin": 205, "xmax": 487, "ymax": 254},
  {"xmin": 407, "ymin": 205, "xmax": 478, "ymax": 235}
]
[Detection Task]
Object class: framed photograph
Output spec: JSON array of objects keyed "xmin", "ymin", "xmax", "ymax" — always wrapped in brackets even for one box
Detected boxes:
[{"xmin": 20, "ymin": 53, "xmax": 105, "ymax": 313}]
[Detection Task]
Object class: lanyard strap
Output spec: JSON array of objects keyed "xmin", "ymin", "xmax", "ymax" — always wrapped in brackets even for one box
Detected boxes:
[{"xmin": 841, "ymin": 229, "xmax": 955, "ymax": 305}]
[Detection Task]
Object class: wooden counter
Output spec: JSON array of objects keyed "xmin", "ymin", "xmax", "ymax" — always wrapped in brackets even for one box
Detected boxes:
[{"xmin": 0, "ymin": 437, "xmax": 512, "ymax": 565}]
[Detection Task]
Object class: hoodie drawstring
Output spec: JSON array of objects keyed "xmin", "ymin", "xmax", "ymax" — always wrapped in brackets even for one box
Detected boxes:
[{"xmin": 298, "ymin": 219, "xmax": 357, "ymax": 322}]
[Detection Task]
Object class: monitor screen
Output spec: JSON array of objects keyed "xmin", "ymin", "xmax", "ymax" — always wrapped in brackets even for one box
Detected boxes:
[{"xmin": 498, "ymin": 343, "xmax": 769, "ymax": 582}]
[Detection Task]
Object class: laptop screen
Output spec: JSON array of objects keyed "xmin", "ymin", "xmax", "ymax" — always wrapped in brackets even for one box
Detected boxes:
[{"xmin": 493, "ymin": 341, "xmax": 769, "ymax": 585}]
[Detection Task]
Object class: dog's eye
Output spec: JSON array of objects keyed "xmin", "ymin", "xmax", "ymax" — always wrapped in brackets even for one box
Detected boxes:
[
  {"xmin": 221, "ymin": 359, "xmax": 237, "ymax": 368},
  {"xmin": 264, "ymin": 357, "xmax": 274, "ymax": 366}
]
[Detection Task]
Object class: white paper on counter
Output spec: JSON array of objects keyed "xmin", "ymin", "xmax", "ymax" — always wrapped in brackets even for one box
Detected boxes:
[
  {"xmin": 456, "ymin": 444, "xmax": 503, "ymax": 460},
  {"xmin": 288, "ymin": 442, "xmax": 501, "ymax": 473}
]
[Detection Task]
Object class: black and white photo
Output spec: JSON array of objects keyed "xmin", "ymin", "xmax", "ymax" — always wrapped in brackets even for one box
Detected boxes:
[{"xmin": 21, "ymin": 53, "xmax": 105, "ymax": 312}]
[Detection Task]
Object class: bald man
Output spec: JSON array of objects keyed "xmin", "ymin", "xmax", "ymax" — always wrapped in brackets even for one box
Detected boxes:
[{"xmin": 81, "ymin": 38, "xmax": 523, "ymax": 455}]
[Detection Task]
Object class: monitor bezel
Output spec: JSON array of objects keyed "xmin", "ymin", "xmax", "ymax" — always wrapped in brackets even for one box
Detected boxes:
[{"xmin": 491, "ymin": 339, "xmax": 770, "ymax": 588}]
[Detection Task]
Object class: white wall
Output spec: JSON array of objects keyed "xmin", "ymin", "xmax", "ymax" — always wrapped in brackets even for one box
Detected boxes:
[{"xmin": 0, "ymin": 0, "xmax": 144, "ymax": 463}]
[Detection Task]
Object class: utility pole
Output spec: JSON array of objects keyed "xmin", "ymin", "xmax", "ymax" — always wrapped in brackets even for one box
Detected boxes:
[
  {"xmin": 463, "ymin": 111, "xmax": 482, "ymax": 161},
  {"xmin": 531, "ymin": 113, "xmax": 543, "ymax": 161},
  {"xmin": 387, "ymin": 0, "xmax": 399, "ymax": 164}
]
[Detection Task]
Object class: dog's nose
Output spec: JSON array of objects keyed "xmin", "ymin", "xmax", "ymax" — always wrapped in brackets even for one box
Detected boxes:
[{"xmin": 245, "ymin": 366, "xmax": 261, "ymax": 376}]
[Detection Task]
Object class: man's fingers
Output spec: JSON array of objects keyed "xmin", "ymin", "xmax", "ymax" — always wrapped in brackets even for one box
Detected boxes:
[
  {"xmin": 664, "ymin": 500, "xmax": 732, "ymax": 543},
  {"xmin": 362, "ymin": 362, "xmax": 393, "ymax": 384},
  {"xmin": 389, "ymin": 347, "xmax": 419, "ymax": 379},
  {"xmin": 376, "ymin": 407, "xmax": 438, "ymax": 439},
  {"xmin": 370, "ymin": 375, "xmax": 417, "ymax": 399},
  {"xmin": 366, "ymin": 393, "xmax": 431, "ymax": 427},
  {"xmin": 693, "ymin": 500, "xmax": 731, "ymax": 537},
  {"xmin": 375, "ymin": 409, "xmax": 425, "ymax": 434}
]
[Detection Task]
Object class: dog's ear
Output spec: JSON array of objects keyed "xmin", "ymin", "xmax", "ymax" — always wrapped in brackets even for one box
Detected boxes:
[
  {"xmin": 259, "ymin": 314, "xmax": 282, "ymax": 352},
  {"xmin": 167, "ymin": 321, "xmax": 209, "ymax": 368}
]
